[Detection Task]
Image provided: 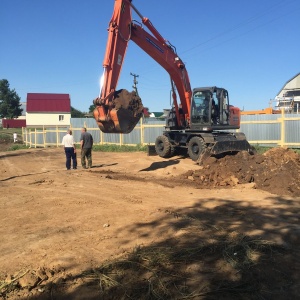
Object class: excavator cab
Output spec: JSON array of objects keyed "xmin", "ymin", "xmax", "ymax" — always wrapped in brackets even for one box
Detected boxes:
[{"xmin": 190, "ymin": 87, "xmax": 239, "ymax": 131}]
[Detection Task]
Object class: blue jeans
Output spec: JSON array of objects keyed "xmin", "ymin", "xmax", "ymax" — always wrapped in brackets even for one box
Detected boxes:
[{"xmin": 65, "ymin": 147, "xmax": 77, "ymax": 169}]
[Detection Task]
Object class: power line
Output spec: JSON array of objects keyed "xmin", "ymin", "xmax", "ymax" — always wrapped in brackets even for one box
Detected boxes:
[
  {"xmin": 183, "ymin": 6, "xmax": 300, "ymax": 60},
  {"xmin": 181, "ymin": 0, "xmax": 297, "ymax": 56},
  {"xmin": 137, "ymin": 0, "xmax": 298, "ymax": 78}
]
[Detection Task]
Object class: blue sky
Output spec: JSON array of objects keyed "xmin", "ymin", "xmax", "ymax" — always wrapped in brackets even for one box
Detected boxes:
[{"xmin": 1, "ymin": 0, "xmax": 299, "ymax": 113}]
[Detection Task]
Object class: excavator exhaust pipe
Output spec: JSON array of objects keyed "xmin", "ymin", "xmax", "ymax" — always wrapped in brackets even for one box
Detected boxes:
[{"xmin": 93, "ymin": 89, "xmax": 144, "ymax": 134}]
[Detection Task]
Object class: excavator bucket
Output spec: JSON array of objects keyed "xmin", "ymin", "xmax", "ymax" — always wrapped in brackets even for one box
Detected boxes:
[{"xmin": 93, "ymin": 89, "xmax": 144, "ymax": 134}]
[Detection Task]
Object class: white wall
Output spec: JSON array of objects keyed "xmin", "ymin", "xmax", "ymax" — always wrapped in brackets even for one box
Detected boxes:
[
  {"xmin": 26, "ymin": 113, "xmax": 71, "ymax": 126},
  {"xmin": 277, "ymin": 74, "xmax": 300, "ymax": 97}
]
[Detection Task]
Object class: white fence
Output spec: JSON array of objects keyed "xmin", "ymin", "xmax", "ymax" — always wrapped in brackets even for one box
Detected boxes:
[
  {"xmin": 22, "ymin": 118, "xmax": 165, "ymax": 148},
  {"xmin": 22, "ymin": 112, "xmax": 300, "ymax": 148}
]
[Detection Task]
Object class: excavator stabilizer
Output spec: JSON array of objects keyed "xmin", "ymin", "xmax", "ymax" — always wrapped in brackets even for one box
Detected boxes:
[
  {"xmin": 93, "ymin": 89, "xmax": 144, "ymax": 133},
  {"xmin": 210, "ymin": 139, "xmax": 253, "ymax": 155},
  {"xmin": 197, "ymin": 133, "xmax": 254, "ymax": 165},
  {"xmin": 210, "ymin": 132, "xmax": 253, "ymax": 155}
]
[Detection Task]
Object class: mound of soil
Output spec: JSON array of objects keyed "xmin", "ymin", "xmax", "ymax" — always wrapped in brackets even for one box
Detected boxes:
[{"xmin": 183, "ymin": 148, "xmax": 300, "ymax": 197}]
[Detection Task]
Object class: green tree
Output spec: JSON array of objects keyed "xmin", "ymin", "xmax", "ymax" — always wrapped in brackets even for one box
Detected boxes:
[
  {"xmin": 89, "ymin": 104, "xmax": 96, "ymax": 113},
  {"xmin": 71, "ymin": 106, "xmax": 85, "ymax": 118},
  {"xmin": 0, "ymin": 79, "xmax": 23, "ymax": 118}
]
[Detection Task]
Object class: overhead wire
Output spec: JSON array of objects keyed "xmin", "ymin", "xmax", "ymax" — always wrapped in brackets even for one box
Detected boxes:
[
  {"xmin": 183, "ymin": 3, "xmax": 300, "ymax": 60},
  {"xmin": 181, "ymin": 0, "xmax": 297, "ymax": 56},
  {"xmin": 136, "ymin": 0, "xmax": 298, "ymax": 80}
]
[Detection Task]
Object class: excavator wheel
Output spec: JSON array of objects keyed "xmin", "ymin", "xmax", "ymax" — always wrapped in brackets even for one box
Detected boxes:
[
  {"xmin": 169, "ymin": 145, "xmax": 176, "ymax": 157},
  {"xmin": 155, "ymin": 135, "xmax": 172, "ymax": 158},
  {"xmin": 188, "ymin": 136, "xmax": 207, "ymax": 161}
]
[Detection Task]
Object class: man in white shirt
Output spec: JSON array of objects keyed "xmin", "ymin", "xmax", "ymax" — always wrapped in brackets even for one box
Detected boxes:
[{"xmin": 61, "ymin": 129, "xmax": 77, "ymax": 170}]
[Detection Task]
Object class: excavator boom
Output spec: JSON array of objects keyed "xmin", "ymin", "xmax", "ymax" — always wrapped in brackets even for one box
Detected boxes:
[
  {"xmin": 93, "ymin": 0, "xmax": 192, "ymax": 133},
  {"xmin": 93, "ymin": 0, "xmax": 143, "ymax": 133},
  {"xmin": 94, "ymin": 0, "xmax": 253, "ymax": 161}
]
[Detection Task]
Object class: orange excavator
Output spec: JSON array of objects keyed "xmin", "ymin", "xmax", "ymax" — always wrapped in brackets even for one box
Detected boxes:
[{"xmin": 93, "ymin": 0, "xmax": 253, "ymax": 161}]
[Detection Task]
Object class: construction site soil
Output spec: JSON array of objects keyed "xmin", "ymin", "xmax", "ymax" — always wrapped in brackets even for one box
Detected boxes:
[
  {"xmin": 187, "ymin": 147, "xmax": 300, "ymax": 197},
  {"xmin": 0, "ymin": 145, "xmax": 299, "ymax": 299}
]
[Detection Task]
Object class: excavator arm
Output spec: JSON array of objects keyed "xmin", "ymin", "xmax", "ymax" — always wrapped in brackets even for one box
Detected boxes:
[{"xmin": 93, "ymin": 0, "xmax": 192, "ymax": 133}]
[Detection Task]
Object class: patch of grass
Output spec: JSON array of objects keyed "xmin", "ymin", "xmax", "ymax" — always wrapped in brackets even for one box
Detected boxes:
[
  {"xmin": 0, "ymin": 270, "xmax": 29, "ymax": 297},
  {"xmin": 252, "ymin": 145, "xmax": 300, "ymax": 155},
  {"xmin": 81, "ymin": 235, "xmax": 282, "ymax": 300},
  {"xmin": 252, "ymin": 145, "xmax": 272, "ymax": 154},
  {"xmin": 78, "ymin": 209, "xmax": 288, "ymax": 299},
  {"xmin": 0, "ymin": 128, "xmax": 22, "ymax": 135},
  {"xmin": 7, "ymin": 144, "xmax": 29, "ymax": 151},
  {"xmin": 293, "ymin": 148, "xmax": 300, "ymax": 154},
  {"xmin": 0, "ymin": 128, "xmax": 23, "ymax": 143},
  {"xmin": 0, "ymin": 133, "xmax": 13, "ymax": 143},
  {"xmin": 93, "ymin": 144, "xmax": 147, "ymax": 152}
]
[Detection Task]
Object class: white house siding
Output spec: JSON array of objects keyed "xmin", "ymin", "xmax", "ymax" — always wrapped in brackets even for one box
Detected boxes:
[
  {"xmin": 275, "ymin": 73, "xmax": 300, "ymax": 113},
  {"xmin": 26, "ymin": 113, "xmax": 71, "ymax": 126},
  {"xmin": 277, "ymin": 73, "xmax": 300, "ymax": 97}
]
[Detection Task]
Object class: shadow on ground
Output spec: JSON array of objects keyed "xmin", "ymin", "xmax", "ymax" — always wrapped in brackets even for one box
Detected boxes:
[
  {"xmin": 139, "ymin": 159, "xmax": 180, "ymax": 172},
  {"xmin": 3, "ymin": 196, "xmax": 299, "ymax": 300}
]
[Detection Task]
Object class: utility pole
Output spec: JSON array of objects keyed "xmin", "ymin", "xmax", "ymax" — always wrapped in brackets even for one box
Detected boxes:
[{"xmin": 130, "ymin": 72, "xmax": 139, "ymax": 95}]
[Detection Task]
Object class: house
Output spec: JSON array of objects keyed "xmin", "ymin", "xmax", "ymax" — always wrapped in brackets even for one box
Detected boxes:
[
  {"xmin": 26, "ymin": 93, "xmax": 71, "ymax": 127},
  {"xmin": 149, "ymin": 112, "xmax": 164, "ymax": 118},
  {"xmin": 275, "ymin": 72, "xmax": 300, "ymax": 113}
]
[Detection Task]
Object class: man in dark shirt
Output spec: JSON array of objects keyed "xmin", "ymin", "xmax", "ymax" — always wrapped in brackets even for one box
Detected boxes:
[{"xmin": 80, "ymin": 127, "xmax": 93, "ymax": 169}]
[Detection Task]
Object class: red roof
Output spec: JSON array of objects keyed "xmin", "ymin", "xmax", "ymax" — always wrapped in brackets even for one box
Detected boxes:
[{"xmin": 27, "ymin": 93, "xmax": 70, "ymax": 113}]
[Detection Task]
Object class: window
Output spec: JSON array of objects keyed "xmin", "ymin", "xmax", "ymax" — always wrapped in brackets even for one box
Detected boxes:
[
  {"xmin": 59, "ymin": 115, "xmax": 64, "ymax": 121},
  {"xmin": 191, "ymin": 91, "xmax": 211, "ymax": 124},
  {"xmin": 285, "ymin": 90, "xmax": 300, "ymax": 97}
]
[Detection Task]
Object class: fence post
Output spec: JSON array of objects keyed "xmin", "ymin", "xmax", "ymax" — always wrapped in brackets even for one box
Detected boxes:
[
  {"xmin": 56, "ymin": 126, "xmax": 59, "ymax": 147},
  {"xmin": 140, "ymin": 118, "xmax": 144, "ymax": 145},
  {"xmin": 43, "ymin": 125, "xmax": 46, "ymax": 148},
  {"xmin": 23, "ymin": 127, "xmax": 25, "ymax": 145},
  {"xmin": 100, "ymin": 130, "xmax": 103, "ymax": 145},
  {"xmin": 280, "ymin": 108, "xmax": 285, "ymax": 147},
  {"xmin": 120, "ymin": 133, "xmax": 123, "ymax": 146},
  {"xmin": 29, "ymin": 129, "xmax": 32, "ymax": 148},
  {"xmin": 34, "ymin": 128, "xmax": 37, "ymax": 148}
]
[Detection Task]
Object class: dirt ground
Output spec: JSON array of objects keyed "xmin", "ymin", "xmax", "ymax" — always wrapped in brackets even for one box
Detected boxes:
[{"xmin": 0, "ymin": 145, "xmax": 299, "ymax": 299}]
